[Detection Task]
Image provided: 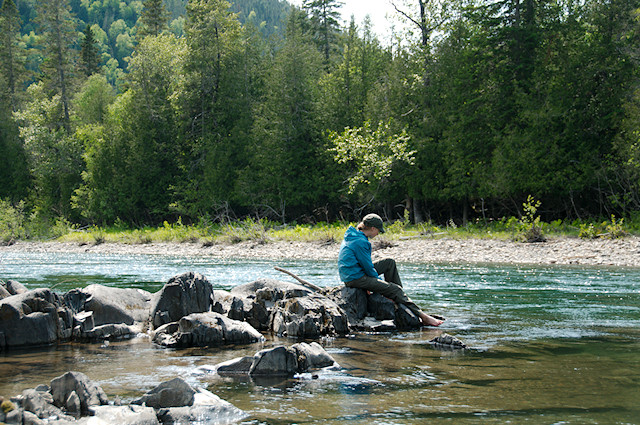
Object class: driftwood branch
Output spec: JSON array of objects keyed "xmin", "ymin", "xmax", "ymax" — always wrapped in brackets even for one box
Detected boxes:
[{"xmin": 274, "ymin": 266, "xmax": 322, "ymax": 292}]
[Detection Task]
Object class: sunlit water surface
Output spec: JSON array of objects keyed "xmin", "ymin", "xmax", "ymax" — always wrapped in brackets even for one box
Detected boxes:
[{"xmin": 0, "ymin": 251, "xmax": 639, "ymax": 424}]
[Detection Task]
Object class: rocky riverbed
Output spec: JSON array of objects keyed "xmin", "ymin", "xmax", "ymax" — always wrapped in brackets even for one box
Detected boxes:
[{"xmin": 2, "ymin": 236, "xmax": 640, "ymax": 267}]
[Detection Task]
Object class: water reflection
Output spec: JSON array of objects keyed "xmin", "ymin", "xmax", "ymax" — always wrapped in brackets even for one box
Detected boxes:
[{"xmin": 0, "ymin": 252, "xmax": 639, "ymax": 423}]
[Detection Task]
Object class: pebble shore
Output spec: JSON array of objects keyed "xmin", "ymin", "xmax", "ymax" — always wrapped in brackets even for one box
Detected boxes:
[{"xmin": 2, "ymin": 236, "xmax": 639, "ymax": 268}]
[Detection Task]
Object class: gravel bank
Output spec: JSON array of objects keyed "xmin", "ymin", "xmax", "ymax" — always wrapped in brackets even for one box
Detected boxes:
[{"xmin": 2, "ymin": 236, "xmax": 639, "ymax": 268}]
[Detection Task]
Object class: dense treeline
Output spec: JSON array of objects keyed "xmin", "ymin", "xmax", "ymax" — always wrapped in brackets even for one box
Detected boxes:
[{"xmin": 1, "ymin": 0, "xmax": 639, "ymax": 230}]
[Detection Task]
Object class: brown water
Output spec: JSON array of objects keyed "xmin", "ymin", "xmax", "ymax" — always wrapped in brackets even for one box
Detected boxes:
[{"xmin": 0, "ymin": 253, "xmax": 639, "ymax": 424}]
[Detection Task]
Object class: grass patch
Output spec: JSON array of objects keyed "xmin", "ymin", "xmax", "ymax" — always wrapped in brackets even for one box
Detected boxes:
[{"xmin": 1, "ymin": 198, "xmax": 639, "ymax": 246}]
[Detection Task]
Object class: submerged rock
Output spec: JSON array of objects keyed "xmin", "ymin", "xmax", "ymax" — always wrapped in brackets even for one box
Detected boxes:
[
  {"xmin": 430, "ymin": 333, "xmax": 468, "ymax": 349},
  {"xmin": 211, "ymin": 342, "xmax": 338, "ymax": 379}
]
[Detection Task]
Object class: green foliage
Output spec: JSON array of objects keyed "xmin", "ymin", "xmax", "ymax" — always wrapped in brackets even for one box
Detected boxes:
[
  {"xmin": 579, "ymin": 215, "xmax": 627, "ymax": 239},
  {"xmin": 330, "ymin": 119, "xmax": 415, "ymax": 194},
  {"xmin": 514, "ymin": 196, "xmax": 546, "ymax": 243},
  {"xmin": 80, "ymin": 24, "xmax": 101, "ymax": 76},
  {"xmin": 0, "ymin": 199, "xmax": 27, "ymax": 244},
  {"xmin": 3, "ymin": 0, "xmax": 640, "ymax": 228}
]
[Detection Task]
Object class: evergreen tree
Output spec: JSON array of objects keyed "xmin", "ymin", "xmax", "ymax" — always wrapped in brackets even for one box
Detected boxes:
[
  {"xmin": 80, "ymin": 24, "xmax": 101, "ymax": 76},
  {"xmin": 240, "ymin": 10, "xmax": 326, "ymax": 221},
  {"xmin": 303, "ymin": 0, "xmax": 343, "ymax": 64},
  {"xmin": 36, "ymin": 0, "xmax": 77, "ymax": 134},
  {"xmin": 138, "ymin": 0, "xmax": 170, "ymax": 38},
  {"xmin": 0, "ymin": 0, "xmax": 27, "ymax": 112}
]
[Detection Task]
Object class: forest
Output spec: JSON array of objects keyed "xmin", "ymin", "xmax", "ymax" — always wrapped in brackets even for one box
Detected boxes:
[{"xmin": 1, "ymin": 0, "xmax": 639, "ymax": 231}]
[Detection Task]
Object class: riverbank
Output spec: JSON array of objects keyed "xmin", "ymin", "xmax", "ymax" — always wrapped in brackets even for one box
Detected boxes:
[{"xmin": 2, "ymin": 236, "xmax": 639, "ymax": 267}]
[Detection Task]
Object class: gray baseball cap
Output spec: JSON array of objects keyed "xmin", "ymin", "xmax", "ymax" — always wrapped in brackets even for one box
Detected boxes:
[{"xmin": 362, "ymin": 213, "xmax": 385, "ymax": 233}]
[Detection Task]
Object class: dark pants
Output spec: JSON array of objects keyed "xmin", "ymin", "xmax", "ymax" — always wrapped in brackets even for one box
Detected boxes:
[{"xmin": 345, "ymin": 258, "xmax": 422, "ymax": 316}]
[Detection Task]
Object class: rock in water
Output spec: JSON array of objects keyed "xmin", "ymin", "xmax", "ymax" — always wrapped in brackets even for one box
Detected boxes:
[
  {"xmin": 429, "ymin": 333, "xmax": 468, "ymax": 349},
  {"xmin": 150, "ymin": 272, "xmax": 214, "ymax": 329},
  {"xmin": 49, "ymin": 371, "xmax": 109, "ymax": 415}
]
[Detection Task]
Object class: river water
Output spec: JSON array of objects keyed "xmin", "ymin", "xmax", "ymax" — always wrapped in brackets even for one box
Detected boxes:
[{"xmin": 0, "ymin": 251, "xmax": 639, "ymax": 424}]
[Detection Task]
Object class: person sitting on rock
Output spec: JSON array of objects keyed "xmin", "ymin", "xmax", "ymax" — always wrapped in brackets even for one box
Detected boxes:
[{"xmin": 338, "ymin": 213, "xmax": 444, "ymax": 327}]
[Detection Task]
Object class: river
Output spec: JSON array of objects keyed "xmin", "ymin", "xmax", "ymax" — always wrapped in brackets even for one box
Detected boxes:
[{"xmin": 1, "ymin": 251, "xmax": 639, "ymax": 424}]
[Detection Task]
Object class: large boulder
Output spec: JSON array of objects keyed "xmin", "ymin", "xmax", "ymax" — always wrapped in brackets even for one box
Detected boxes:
[
  {"xmin": 0, "ymin": 288, "xmax": 73, "ymax": 349},
  {"xmin": 49, "ymin": 371, "xmax": 108, "ymax": 415},
  {"xmin": 323, "ymin": 286, "xmax": 367, "ymax": 326},
  {"xmin": 64, "ymin": 284, "xmax": 152, "ymax": 327},
  {"xmin": 150, "ymin": 272, "xmax": 214, "ymax": 329},
  {"xmin": 230, "ymin": 279, "xmax": 312, "ymax": 331},
  {"xmin": 152, "ymin": 312, "xmax": 263, "ymax": 348},
  {"xmin": 325, "ymin": 286, "xmax": 422, "ymax": 331},
  {"xmin": 269, "ymin": 295, "xmax": 349, "ymax": 338}
]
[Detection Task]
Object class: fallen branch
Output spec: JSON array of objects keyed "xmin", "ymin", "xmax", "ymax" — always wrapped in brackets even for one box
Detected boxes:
[{"xmin": 274, "ymin": 266, "xmax": 322, "ymax": 292}]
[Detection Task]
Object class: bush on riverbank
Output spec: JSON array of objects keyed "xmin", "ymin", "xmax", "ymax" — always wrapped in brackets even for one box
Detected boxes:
[{"xmin": 1, "ymin": 199, "xmax": 639, "ymax": 246}]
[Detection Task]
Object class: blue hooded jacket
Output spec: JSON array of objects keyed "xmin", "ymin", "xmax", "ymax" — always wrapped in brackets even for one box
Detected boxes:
[{"xmin": 338, "ymin": 226, "xmax": 379, "ymax": 282}]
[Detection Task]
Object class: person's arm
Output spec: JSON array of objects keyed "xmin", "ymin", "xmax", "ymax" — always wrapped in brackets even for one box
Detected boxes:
[{"xmin": 354, "ymin": 239, "xmax": 378, "ymax": 278}]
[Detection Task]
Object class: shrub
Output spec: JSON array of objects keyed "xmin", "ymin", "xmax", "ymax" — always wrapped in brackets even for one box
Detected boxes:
[{"xmin": 0, "ymin": 200, "xmax": 27, "ymax": 244}]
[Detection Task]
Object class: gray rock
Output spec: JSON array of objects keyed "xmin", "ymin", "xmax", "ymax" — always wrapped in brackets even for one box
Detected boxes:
[
  {"xmin": 21, "ymin": 388, "xmax": 65, "ymax": 419},
  {"xmin": 367, "ymin": 293, "xmax": 396, "ymax": 320},
  {"xmin": 230, "ymin": 278, "xmax": 312, "ymax": 301},
  {"xmin": 326, "ymin": 286, "xmax": 423, "ymax": 331},
  {"xmin": 155, "ymin": 387, "xmax": 248, "ymax": 425},
  {"xmin": 22, "ymin": 410, "xmax": 45, "ymax": 425},
  {"xmin": 150, "ymin": 272, "xmax": 214, "ymax": 329},
  {"xmin": 5, "ymin": 280, "xmax": 28, "ymax": 295},
  {"xmin": 4, "ymin": 407, "xmax": 22, "ymax": 424},
  {"xmin": 292, "ymin": 342, "xmax": 337, "ymax": 371},
  {"xmin": 64, "ymin": 391, "xmax": 81, "ymax": 415},
  {"xmin": 132, "ymin": 377, "xmax": 195, "ymax": 409},
  {"xmin": 430, "ymin": 333, "xmax": 468, "ymax": 349},
  {"xmin": 269, "ymin": 294, "xmax": 349, "ymax": 338},
  {"xmin": 249, "ymin": 346, "xmax": 298, "ymax": 376},
  {"xmin": 49, "ymin": 371, "xmax": 108, "ymax": 415},
  {"xmin": 229, "ymin": 278, "xmax": 313, "ymax": 331},
  {"xmin": 73, "ymin": 323, "xmax": 136, "ymax": 341},
  {"xmin": 394, "ymin": 303, "xmax": 422, "ymax": 329},
  {"xmin": 152, "ymin": 312, "xmax": 263, "ymax": 348},
  {"xmin": 64, "ymin": 284, "xmax": 152, "ymax": 327},
  {"xmin": 212, "ymin": 356, "xmax": 254, "ymax": 375},
  {"xmin": 0, "ymin": 284, "xmax": 11, "ymax": 300},
  {"xmin": 323, "ymin": 286, "xmax": 368, "ymax": 326},
  {"xmin": 0, "ymin": 289, "xmax": 73, "ymax": 349},
  {"xmin": 88, "ymin": 405, "xmax": 159, "ymax": 425}
]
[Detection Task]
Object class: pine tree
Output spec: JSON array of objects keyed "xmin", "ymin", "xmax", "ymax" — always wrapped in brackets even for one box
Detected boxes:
[
  {"xmin": 303, "ymin": 0, "xmax": 343, "ymax": 64},
  {"xmin": 0, "ymin": 0, "xmax": 27, "ymax": 112},
  {"xmin": 37, "ymin": 0, "xmax": 77, "ymax": 134},
  {"xmin": 80, "ymin": 25, "xmax": 101, "ymax": 77},
  {"xmin": 138, "ymin": 0, "xmax": 170, "ymax": 38}
]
